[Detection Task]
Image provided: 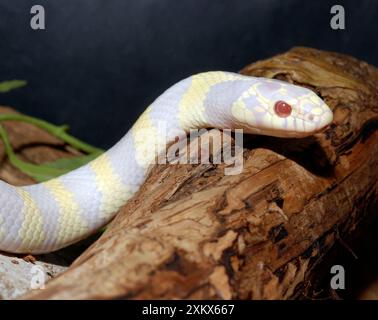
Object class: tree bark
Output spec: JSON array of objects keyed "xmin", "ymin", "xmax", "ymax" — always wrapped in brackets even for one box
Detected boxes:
[{"xmin": 15, "ymin": 47, "xmax": 378, "ymax": 299}]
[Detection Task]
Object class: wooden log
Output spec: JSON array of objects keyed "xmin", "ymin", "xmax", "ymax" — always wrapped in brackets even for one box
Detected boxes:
[{"xmin": 16, "ymin": 47, "xmax": 378, "ymax": 299}]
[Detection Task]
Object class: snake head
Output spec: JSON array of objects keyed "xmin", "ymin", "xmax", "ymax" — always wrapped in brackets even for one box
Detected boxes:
[{"xmin": 233, "ymin": 78, "xmax": 333, "ymax": 138}]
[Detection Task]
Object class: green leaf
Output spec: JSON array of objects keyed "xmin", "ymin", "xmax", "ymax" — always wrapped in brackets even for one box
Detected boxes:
[
  {"xmin": 0, "ymin": 112, "xmax": 104, "ymax": 182},
  {"xmin": 0, "ymin": 114, "xmax": 103, "ymax": 155},
  {"xmin": 0, "ymin": 80, "xmax": 27, "ymax": 93},
  {"xmin": 8, "ymin": 161, "xmax": 68, "ymax": 183},
  {"xmin": 0, "ymin": 124, "xmax": 102, "ymax": 182},
  {"xmin": 42, "ymin": 152, "xmax": 103, "ymax": 171}
]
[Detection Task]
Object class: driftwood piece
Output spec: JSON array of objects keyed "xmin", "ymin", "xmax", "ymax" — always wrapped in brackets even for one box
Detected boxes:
[{"xmin": 8, "ymin": 47, "xmax": 378, "ymax": 299}]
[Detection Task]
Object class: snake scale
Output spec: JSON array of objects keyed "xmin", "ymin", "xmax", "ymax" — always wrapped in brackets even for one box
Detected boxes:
[{"xmin": 0, "ymin": 71, "xmax": 333, "ymax": 254}]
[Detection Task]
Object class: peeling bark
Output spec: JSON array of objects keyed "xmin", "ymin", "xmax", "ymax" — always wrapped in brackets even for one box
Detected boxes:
[{"xmin": 7, "ymin": 47, "xmax": 378, "ymax": 299}]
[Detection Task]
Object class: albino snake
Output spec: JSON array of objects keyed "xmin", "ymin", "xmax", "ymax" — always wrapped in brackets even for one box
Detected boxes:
[{"xmin": 0, "ymin": 71, "xmax": 333, "ymax": 254}]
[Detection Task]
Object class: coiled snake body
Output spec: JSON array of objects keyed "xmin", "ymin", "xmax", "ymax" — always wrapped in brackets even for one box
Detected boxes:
[{"xmin": 0, "ymin": 72, "xmax": 333, "ymax": 253}]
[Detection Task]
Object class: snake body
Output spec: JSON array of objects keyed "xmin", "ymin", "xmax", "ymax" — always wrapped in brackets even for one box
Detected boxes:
[{"xmin": 0, "ymin": 71, "xmax": 333, "ymax": 253}]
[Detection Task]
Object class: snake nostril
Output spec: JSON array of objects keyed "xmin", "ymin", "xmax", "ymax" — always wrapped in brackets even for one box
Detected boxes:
[{"xmin": 307, "ymin": 114, "xmax": 315, "ymax": 121}]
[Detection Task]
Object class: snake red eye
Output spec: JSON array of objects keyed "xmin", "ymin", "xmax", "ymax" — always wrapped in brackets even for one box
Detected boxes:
[{"xmin": 274, "ymin": 100, "xmax": 292, "ymax": 118}]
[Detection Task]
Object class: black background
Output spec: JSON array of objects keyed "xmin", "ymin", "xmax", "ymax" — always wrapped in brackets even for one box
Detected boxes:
[{"xmin": 0, "ymin": 0, "xmax": 377, "ymax": 148}]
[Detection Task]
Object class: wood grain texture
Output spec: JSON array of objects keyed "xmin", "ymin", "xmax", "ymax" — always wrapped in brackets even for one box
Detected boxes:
[{"xmin": 13, "ymin": 47, "xmax": 378, "ymax": 299}]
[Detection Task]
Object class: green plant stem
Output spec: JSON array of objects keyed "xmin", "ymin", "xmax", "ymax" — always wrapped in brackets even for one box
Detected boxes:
[
  {"xmin": 0, "ymin": 113, "xmax": 103, "ymax": 154},
  {"xmin": 0, "ymin": 124, "xmax": 69, "ymax": 181},
  {"xmin": 0, "ymin": 80, "xmax": 27, "ymax": 93}
]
